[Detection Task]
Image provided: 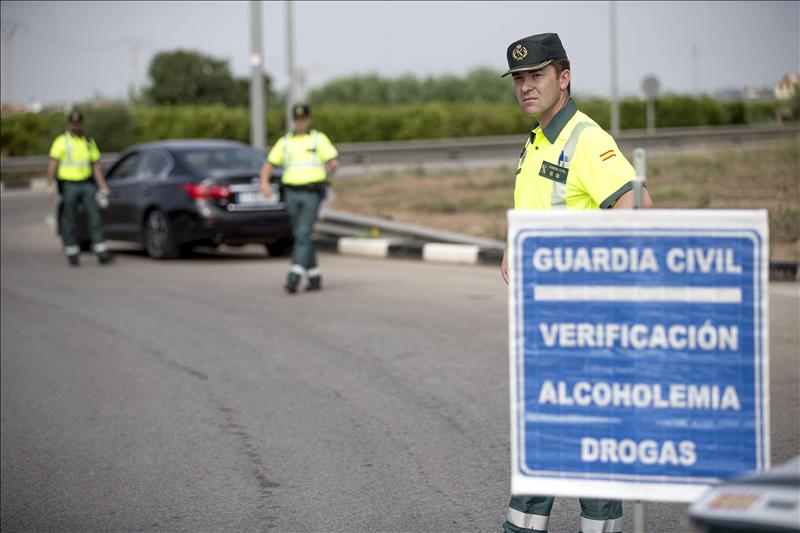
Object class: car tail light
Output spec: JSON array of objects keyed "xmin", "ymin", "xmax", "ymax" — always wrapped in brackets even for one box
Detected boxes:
[{"xmin": 184, "ymin": 182, "xmax": 231, "ymax": 200}]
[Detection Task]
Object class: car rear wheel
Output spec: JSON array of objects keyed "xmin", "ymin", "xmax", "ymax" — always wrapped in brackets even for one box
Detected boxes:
[
  {"xmin": 266, "ymin": 238, "xmax": 291, "ymax": 257},
  {"xmin": 144, "ymin": 210, "xmax": 179, "ymax": 259}
]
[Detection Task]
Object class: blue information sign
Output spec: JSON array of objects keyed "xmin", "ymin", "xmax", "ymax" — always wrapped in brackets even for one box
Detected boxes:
[{"xmin": 508, "ymin": 210, "xmax": 769, "ymax": 502}]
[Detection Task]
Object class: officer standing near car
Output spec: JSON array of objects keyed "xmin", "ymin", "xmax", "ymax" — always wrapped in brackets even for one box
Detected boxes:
[
  {"xmin": 46, "ymin": 111, "xmax": 113, "ymax": 266},
  {"xmin": 499, "ymin": 33, "xmax": 653, "ymax": 533},
  {"xmin": 259, "ymin": 104, "xmax": 339, "ymax": 293}
]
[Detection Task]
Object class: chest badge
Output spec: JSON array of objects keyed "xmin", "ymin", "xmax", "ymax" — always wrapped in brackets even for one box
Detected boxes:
[{"xmin": 539, "ymin": 161, "xmax": 568, "ymax": 184}]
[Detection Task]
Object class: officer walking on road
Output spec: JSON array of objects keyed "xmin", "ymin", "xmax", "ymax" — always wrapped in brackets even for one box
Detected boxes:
[
  {"xmin": 499, "ymin": 33, "xmax": 653, "ymax": 533},
  {"xmin": 46, "ymin": 111, "xmax": 113, "ymax": 267},
  {"xmin": 259, "ymin": 104, "xmax": 339, "ymax": 293}
]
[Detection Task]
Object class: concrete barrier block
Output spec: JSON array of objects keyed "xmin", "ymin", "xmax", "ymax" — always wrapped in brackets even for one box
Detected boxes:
[
  {"xmin": 338, "ymin": 238, "xmax": 392, "ymax": 257},
  {"xmin": 422, "ymin": 243, "xmax": 480, "ymax": 264}
]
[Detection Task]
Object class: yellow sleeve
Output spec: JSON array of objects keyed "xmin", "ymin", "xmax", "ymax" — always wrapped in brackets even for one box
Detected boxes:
[
  {"xmin": 316, "ymin": 132, "xmax": 338, "ymax": 162},
  {"xmin": 49, "ymin": 135, "xmax": 65, "ymax": 160},
  {"xmin": 88, "ymin": 138, "xmax": 101, "ymax": 163},
  {"xmin": 572, "ymin": 127, "xmax": 635, "ymax": 208},
  {"xmin": 267, "ymin": 136, "xmax": 287, "ymax": 166}
]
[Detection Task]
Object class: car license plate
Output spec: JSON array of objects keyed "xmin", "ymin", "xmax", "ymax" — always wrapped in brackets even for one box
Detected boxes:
[{"xmin": 237, "ymin": 191, "xmax": 274, "ymax": 204}]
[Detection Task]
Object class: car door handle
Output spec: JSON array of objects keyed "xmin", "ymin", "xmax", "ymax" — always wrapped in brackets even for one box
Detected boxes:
[{"xmin": 143, "ymin": 187, "xmax": 153, "ymax": 196}]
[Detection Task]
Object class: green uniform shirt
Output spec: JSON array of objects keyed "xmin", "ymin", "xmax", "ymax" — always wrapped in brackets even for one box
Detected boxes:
[
  {"xmin": 514, "ymin": 99, "xmax": 635, "ymax": 210},
  {"xmin": 49, "ymin": 132, "xmax": 101, "ymax": 181},
  {"xmin": 267, "ymin": 129, "xmax": 338, "ymax": 186}
]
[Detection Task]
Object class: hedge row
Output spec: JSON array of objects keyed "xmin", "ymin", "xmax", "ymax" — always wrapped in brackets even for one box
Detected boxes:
[{"xmin": 1, "ymin": 96, "xmax": 793, "ymax": 157}]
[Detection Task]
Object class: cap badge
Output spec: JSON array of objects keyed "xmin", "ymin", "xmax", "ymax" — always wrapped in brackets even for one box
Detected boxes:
[{"xmin": 512, "ymin": 44, "xmax": 528, "ymax": 61}]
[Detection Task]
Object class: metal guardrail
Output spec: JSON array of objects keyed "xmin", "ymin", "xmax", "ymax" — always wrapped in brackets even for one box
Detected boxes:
[
  {"xmin": 2, "ymin": 123, "xmax": 798, "ymax": 179},
  {"xmin": 0, "ymin": 153, "xmax": 120, "ymax": 179},
  {"xmin": 335, "ymin": 123, "xmax": 800, "ymax": 166},
  {"xmin": 317, "ymin": 210, "xmax": 504, "ymax": 248}
]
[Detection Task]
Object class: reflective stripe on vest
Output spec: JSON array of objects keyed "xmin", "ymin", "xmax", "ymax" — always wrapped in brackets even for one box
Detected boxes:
[
  {"xmin": 506, "ymin": 507, "xmax": 550, "ymax": 531},
  {"xmin": 549, "ymin": 121, "xmax": 598, "ymax": 209},
  {"xmin": 59, "ymin": 133, "xmax": 95, "ymax": 181}
]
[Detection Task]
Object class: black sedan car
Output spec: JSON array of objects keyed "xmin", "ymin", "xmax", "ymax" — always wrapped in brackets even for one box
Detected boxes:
[
  {"xmin": 687, "ymin": 456, "xmax": 799, "ymax": 532},
  {"xmin": 59, "ymin": 139, "xmax": 292, "ymax": 259}
]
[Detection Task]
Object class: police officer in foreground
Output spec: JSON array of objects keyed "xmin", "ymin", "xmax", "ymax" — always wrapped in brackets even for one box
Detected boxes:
[
  {"xmin": 259, "ymin": 104, "xmax": 339, "ymax": 293},
  {"xmin": 46, "ymin": 111, "xmax": 113, "ymax": 267},
  {"xmin": 499, "ymin": 33, "xmax": 653, "ymax": 533}
]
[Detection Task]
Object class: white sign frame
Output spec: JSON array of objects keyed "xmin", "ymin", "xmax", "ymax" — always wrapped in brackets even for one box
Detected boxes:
[{"xmin": 508, "ymin": 209, "xmax": 770, "ymax": 502}]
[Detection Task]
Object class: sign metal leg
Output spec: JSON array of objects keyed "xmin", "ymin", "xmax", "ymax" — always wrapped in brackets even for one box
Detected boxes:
[{"xmin": 633, "ymin": 501, "xmax": 646, "ymax": 533}]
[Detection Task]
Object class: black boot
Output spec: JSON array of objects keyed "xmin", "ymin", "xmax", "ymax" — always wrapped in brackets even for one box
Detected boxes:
[
  {"xmin": 98, "ymin": 251, "xmax": 114, "ymax": 265},
  {"xmin": 67, "ymin": 254, "xmax": 79, "ymax": 267},
  {"xmin": 284, "ymin": 272, "xmax": 301, "ymax": 294},
  {"xmin": 306, "ymin": 276, "xmax": 322, "ymax": 291}
]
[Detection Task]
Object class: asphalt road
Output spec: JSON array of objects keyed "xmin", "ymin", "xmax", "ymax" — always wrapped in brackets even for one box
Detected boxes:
[{"xmin": 2, "ymin": 187, "xmax": 798, "ymax": 533}]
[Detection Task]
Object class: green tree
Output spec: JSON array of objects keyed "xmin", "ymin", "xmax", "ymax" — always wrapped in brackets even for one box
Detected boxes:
[
  {"xmin": 145, "ymin": 49, "xmax": 235, "ymax": 105},
  {"xmin": 462, "ymin": 67, "xmax": 517, "ymax": 104},
  {"xmin": 144, "ymin": 49, "xmax": 275, "ymax": 107},
  {"xmin": 82, "ymin": 103, "xmax": 135, "ymax": 152},
  {"xmin": 308, "ymin": 68, "xmax": 513, "ymax": 105},
  {"xmin": 309, "ymin": 74, "xmax": 392, "ymax": 105}
]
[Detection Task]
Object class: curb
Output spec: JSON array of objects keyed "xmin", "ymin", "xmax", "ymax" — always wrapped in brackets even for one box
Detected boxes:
[
  {"xmin": 314, "ymin": 235, "xmax": 799, "ymax": 281},
  {"xmin": 314, "ymin": 235, "xmax": 503, "ymax": 266}
]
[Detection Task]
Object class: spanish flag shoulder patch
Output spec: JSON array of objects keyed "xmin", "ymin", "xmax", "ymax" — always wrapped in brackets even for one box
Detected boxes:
[{"xmin": 600, "ymin": 149, "xmax": 617, "ymax": 161}]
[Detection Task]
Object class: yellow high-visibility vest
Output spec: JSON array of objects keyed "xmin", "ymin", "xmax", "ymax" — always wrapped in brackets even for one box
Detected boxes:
[
  {"xmin": 514, "ymin": 99, "xmax": 635, "ymax": 210},
  {"xmin": 49, "ymin": 132, "xmax": 101, "ymax": 181},
  {"xmin": 267, "ymin": 129, "xmax": 338, "ymax": 186}
]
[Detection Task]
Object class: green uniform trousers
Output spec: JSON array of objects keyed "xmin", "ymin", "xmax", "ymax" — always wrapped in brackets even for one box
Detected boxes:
[
  {"xmin": 285, "ymin": 187, "xmax": 322, "ymax": 272},
  {"xmin": 504, "ymin": 495, "xmax": 623, "ymax": 533},
  {"xmin": 60, "ymin": 180, "xmax": 105, "ymax": 253}
]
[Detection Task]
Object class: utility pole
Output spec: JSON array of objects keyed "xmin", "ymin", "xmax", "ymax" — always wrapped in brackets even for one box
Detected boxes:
[
  {"xmin": 2, "ymin": 22, "xmax": 19, "ymax": 106},
  {"xmin": 131, "ymin": 41, "xmax": 141, "ymax": 101},
  {"xmin": 609, "ymin": 0, "xmax": 620, "ymax": 137},
  {"xmin": 296, "ymin": 69, "xmax": 306, "ymax": 103},
  {"xmin": 250, "ymin": 0, "xmax": 266, "ymax": 150},
  {"xmin": 285, "ymin": 0, "xmax": 296, "ymax": 133},
  {"xmin": 691, "ymin": 43, "xmax": 699, "ymax": 95}
]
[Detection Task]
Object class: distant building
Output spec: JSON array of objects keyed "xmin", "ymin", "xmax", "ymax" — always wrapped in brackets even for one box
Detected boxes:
[
  {"xmin": 0, "ymin": 103, "xmax": 26, "ymax": 115},
  {"xmin": 743, "ymin": 87, "xmax": 774, "ymax": 101},
  {"xmin": 0, "ymin": 100, "xmax": 46, "ymax": 115},
  {"xmin": 774, "ymin": 72, "xmax": 800, "ymax": 100}
]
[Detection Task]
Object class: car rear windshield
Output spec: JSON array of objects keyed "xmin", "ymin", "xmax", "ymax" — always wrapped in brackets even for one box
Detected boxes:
[{"xmin": 175, "ymin": 147, "xmax": 265, "ymax": 175}]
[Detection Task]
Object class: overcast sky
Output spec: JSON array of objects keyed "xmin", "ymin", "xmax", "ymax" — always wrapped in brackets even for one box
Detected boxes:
[{"xmin": 2, "ymin": 1, "xmax": 798, "ymax": 107}]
